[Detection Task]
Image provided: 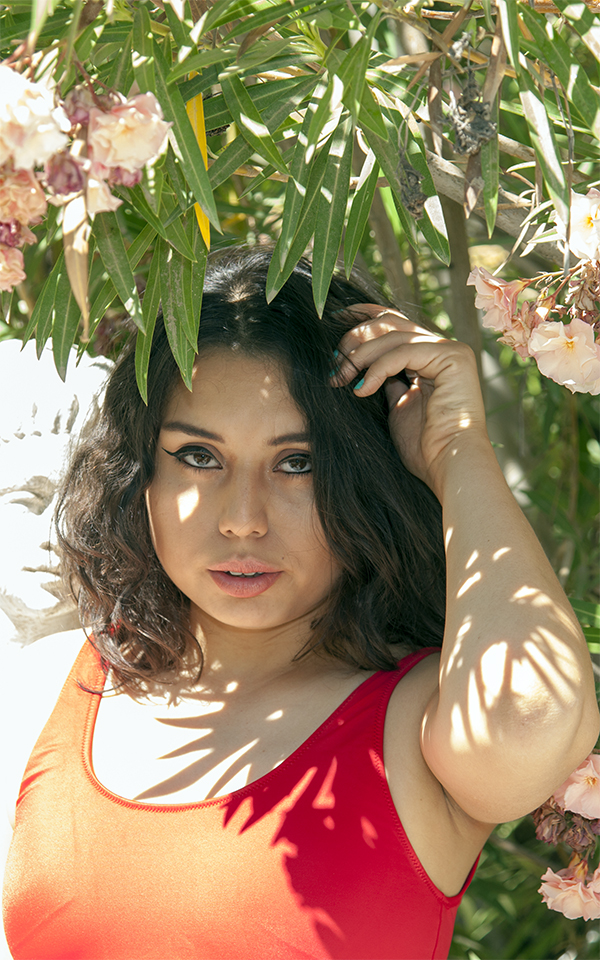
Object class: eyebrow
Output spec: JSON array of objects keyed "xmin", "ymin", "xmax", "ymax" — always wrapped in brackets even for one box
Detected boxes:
[{"xmin": 162, "ymin": 421, "xmax": 310, "ymax": 447}]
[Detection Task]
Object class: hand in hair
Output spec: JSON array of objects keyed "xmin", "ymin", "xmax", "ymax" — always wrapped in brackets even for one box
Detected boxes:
[{"xmin": 330, "ymin": 305, "xmax": 487, "ymax": 500}]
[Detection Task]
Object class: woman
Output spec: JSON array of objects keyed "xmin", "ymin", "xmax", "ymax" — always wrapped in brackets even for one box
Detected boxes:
[{"xmin": 2, "ymin": 248, "xmax": 598, "ymax": 960}]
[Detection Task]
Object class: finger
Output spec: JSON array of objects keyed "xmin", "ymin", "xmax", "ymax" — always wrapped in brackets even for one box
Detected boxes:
[{"xmin": 332, "ymin": 331, "xmax": 440, "ymax": 386}]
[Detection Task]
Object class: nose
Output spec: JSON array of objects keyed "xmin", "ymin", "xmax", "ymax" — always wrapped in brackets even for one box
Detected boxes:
[{"xmin": 217, "ymin": 472, "xmax": 269, "ymax": 540}]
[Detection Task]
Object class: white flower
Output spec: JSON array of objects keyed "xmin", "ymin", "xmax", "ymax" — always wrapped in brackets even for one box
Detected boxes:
[
  {"xmin": 0, "ymin": 65, "xmax": 70, "ymax": 170},
  {"xmin": 87, "ymin": 93, "xmax": 171, "ymax": 173},
  {"xmin": 528, "ymin": 317, "xmax": 600, "ymax": 394},
  {"xmin": 555, "ymin": 189, "xmax": 600, "ymax": 262},
  {"xmin": 86, "ymin": 177, "xmax": 122, "ymax": 215}
]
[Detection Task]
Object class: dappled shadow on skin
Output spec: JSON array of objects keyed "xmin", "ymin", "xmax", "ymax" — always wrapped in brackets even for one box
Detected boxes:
[{"xmin": 433, "ymin": 540, "xmax": 590, "ymax": 820}]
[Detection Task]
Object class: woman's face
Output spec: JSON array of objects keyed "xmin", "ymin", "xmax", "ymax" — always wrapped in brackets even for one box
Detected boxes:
[{"xmin": 145, "ymin": 349, "xmax": 340, "ymax": 637}]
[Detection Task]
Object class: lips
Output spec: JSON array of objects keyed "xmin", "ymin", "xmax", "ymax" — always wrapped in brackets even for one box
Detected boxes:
[{"xmin": 208, "ymin": 559, "xmax": 282, "ymax": 598}]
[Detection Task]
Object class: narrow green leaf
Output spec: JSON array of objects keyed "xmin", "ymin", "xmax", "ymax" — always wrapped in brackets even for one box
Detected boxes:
[
  {"xmin": 115, "ymin": 183, "xmax": 195, "ymax": 261},
  {"xmin": 336, "ymin": 18, "xmax": 380, "ymax": 121},
  {"xmin": 266, "ymin": 142, "xmax": 330, "ymax": 303},
  {"xmin": 554, "ymin": 1, "xmax": 600, "ymax": 63},
  {"xmin": 196, "ymin": 0, "xmax": 265, "ymax": 36},
  {"xmin": 132, "ymin": 4, "xmax": 155, "ymax": 94},
  {"xmin": 364, "ymin": 118, "xmax": 417, "ymax": 247},
  {"xmin": 135, "ymin": 248, "xmax": 162, "ymax": 404},
  {"xmin": 344, "ymin": 151, "xmax": 379, "ymax": 277},
  {"xmin": 29, "ymin": 0, "xmax": 58, "ymax": 49},
  {"xmin": 278, "ymin": 89, "xmax": 328, "ymax": 268},
  {"xmin": 201, "ymin": 75, "xmax": 313, "ymax": 128},
  {"xmin": 220, "ymin": 72, "xmax": 289, "ymax": 176},
  {"xmin": 208, "ymin": 74, "xmax": 317, "ymax": 189},
  {"xmin": 162, "ymin": 231, "xmax": 197, "ymax": 350},
  {"xmin": 402, "ymin": 121, "xmax": 449, "ymax": 265},
  {"xmin": 520, "ymin": 5, "xmax": 600, "ymax": 141},
  {"xmin": 481, "ymin": 99, "xmax": 499, "ymax": 237},
  {"xmin": 94, "ymin": 211, "xmax": 146, "ymax": 332},
  {"xmin": 21, "ymin": 252, "xmax": 61, "ymax": 347},
  {"xmin": 305, "ymin": 77, "xmax": 342, "ymax": 161},
  {"xmin": 87, "ymin": 223, "xmax": 155, "ymax": 345},
  {"xmin": 312, "ymin": 113, "xmax": 354, "ymax": 316},
  {"xmin": 570, "ymin": 598, "xmax": 600, "ymax": 629},
  {"xmin": 153, "ymin": 41, "xmax": 221, "ymax": 231},
  {"xmin": 167, "ymin": 45, "xmax": 237, "ymax": 84},
  {"xmin": 159, "ymin": 237, "xmax": 197, "ymax": 391},
  {"xmin": 52, "ymin": 268, "xmax": 81, "ymax": 381},
  {"xmin": 519, "ymin": 69, "xmax": 569, "ymax": 225},
  {"xmin": 106, "ymin": 29, "xmax": 134, "ymax": 93},
  {"xmin": 497, "ymin": 0, "xmax": 521, "ymax": 75},
  {"xmin": 357, "ymin": 86, "xmax": 388, "ymax": 140},
  {"xmin": 163, "ymin": 1, "xmax": 192, "ymax": 50}
]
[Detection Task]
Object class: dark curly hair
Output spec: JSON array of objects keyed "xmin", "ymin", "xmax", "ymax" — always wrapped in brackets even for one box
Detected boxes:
[{"xmin": 56, "ymin": 247, "xmax": 445, "ymax": 689}]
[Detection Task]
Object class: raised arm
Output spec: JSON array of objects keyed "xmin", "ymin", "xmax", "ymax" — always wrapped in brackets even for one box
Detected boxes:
[{"xmin": 333, "ymin": 306, "xmax": 600, "ymax": 824}]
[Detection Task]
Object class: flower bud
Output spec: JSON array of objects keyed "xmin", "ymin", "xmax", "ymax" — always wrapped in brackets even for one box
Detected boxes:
[{"xmin": 45, "ymin": 152, "xmax": 85, "ymax": 197}]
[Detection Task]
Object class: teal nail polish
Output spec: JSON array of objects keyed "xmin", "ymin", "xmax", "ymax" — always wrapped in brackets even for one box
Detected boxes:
[
  {"xmin": 354, "ymin": 377, "xmax": 365, "ymax": 391},
  {"xmin": 333, "ymin": 349, "xmax": 339, "ymax": 358},
  {"xmin": 328, "ymin": 368, "xmax": 337, "ymax": 378}
]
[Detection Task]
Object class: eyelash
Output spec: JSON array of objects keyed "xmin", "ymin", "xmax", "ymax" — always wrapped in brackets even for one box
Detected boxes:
[{"xmin": 162, "ymin": 446, "xmax": 312, "ymax": 475}]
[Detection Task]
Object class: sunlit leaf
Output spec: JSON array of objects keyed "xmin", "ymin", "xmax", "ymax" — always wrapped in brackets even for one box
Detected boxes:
[
  {"xmin": 159, "ymin": 236, "xmax": 197, "ymax": 390},
  {"xmin": 344, "ymin": 150, "xmax": 379, "ymax": 277},
  {"xmin": 153, "ymin": 40, "xmax": 221, "ymax": 231},
  {"xmin": 266, "ymin": 141, "xmax": 330, "ymax": 303},
  {"xmin": 52, "ymin": 267, "xmax": 81, "ymax": 381},
  {"xmin": 519, "ymin": 69, "xmax": 569, "ymax": 226},
  {"xmin": 312, "ymin": 112, "xmax": 354, "ymax": 316},
  {"xmin": 132, "ymin": 3, "xmax": 155, "ymax": 94},
  {"xmin": 94, "ymin": 211, "xmax": 146, "ymax": 333},
  {"xmin": 220, "ymin": 72, "xmax": 289, "ymax": 176},
  {"xmin": 135, "ymin": 246, "xmax": 162, "ymax": 405},
  {"xmin": 520, "ymin": 4, "xmax": 600, "ymax": 141}
]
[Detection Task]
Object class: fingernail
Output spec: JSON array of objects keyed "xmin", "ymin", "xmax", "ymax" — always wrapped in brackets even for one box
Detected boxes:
[
  {"xmin": 333, "ymin": 349, "xmax": 339, "ymax": 358},
  {"xmin": 354, "ymin": 377, "xmax": 365, "ymax": 391},
  {"xmin": 328, "ymin": 368, "xmax": 338, "ymax": 378}
]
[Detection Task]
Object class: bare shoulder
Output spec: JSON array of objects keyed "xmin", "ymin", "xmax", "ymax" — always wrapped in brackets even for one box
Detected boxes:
[
  {"xmin": 384, "ymin": 650, "xmax": 493, "ymax": 896},
  {"xmin": 1, "ymin": 629, "xmax": 87, "ymax": 827}
]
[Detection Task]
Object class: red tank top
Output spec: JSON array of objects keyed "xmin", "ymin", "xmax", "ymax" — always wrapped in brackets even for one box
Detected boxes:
[{"xmin": 3, "ymin": 641, "xmax": 477, "ymax": 960}]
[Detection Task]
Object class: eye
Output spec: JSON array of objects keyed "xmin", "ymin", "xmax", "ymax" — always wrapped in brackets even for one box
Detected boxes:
[
  {"xmin": 163, "ymin": 446, "xmax": 222, "ymax": 470},
  {"xmin": 276, "ymin": 454, "xmax": 312, "ymax": 475}
]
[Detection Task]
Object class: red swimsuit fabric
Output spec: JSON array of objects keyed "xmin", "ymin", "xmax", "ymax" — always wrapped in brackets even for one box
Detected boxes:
[{"xmin": 3, "ymin": 642, "xmax": 478, "ymax": 960}]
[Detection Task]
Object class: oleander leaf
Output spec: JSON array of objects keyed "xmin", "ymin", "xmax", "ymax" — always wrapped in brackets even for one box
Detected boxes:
[
  {"xmin": 220, "ymin": 71, "xmax": 289, "ymax": 176},
  {"xmin": 312, "ymin": 112, "xmax": 354, "ymax": 316},
  {"xmin": 135, "ymin": 247, "xmax": 162, "ymax": 404},
  {"xmin": 344, "ymin": 150, "xmax": 379, "ymax": 277},
  {"xmin": 94, "ymin": 211, "xmax": 146, "ymax": 332}
]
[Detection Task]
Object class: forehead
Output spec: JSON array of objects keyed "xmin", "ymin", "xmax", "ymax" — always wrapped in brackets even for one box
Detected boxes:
[{"xmin": 163, "ymin": 349, "xmax": 304, "ymax": 427}]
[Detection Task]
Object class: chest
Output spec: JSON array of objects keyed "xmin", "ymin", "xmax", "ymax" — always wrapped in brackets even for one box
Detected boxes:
[{"xmin": 91, "ymin": 671, "xmax": 372, "ymax": 804}]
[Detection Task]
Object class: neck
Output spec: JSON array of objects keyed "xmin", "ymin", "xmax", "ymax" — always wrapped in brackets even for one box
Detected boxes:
[{"xmin": 188, "ymin": 606, "xmax": 326, "ymax": 692}]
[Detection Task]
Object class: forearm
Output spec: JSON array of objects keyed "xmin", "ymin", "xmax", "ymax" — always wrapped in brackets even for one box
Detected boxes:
[{"xmin": 423, "ymin": 435, "xmax": 599, "ymax": 820}]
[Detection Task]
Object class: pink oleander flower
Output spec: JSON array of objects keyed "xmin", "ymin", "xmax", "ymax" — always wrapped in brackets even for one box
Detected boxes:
[
  {"xmin": 0, "ymin": 220, "xmax": 36, "ymax": 247},
  {"xmin": 108, "ymin": 166, "xmax": 143, "ymax": 188},
  {"xmin": 467, "ymin": 266, "xmax": 528, "ymax": 332},
  {"xmin": 0, "ymin": 243, "xmax": 26, "ymax": 291},
  {"xmin": 554, "ymin": 754, "xmax": 600, "ymax": 820},
  {"xmin": 86, "ymin": 176, "xmax": 122, "ymax": 215},
  {"xmin": 539, "ymin": 863, "xmax": 600, "ymax": 921},
  {"xmin": 45, "ymin": 152, "xmax": 86, "ymax": 198},
  {"xmin": 498, "ymin": 298, "xmax": 549, "ymax": 358},
  {"xmin": 555, "ymin": 189, "xmax": 600, "ymax": 262},
  {"xmin": 528, "ymin": 317, "xmax": 600, "ymax": 395},
  {"xmin": 87, "ymin": 92, "xmax": 170, "ymax": 173},
  {"xmin": 0, "ymin": 65, "xmax": 70, "ymax": 170},
  {"xmin": 0, "ymin": 167, "xmax": 47, "ymax": 224}
]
